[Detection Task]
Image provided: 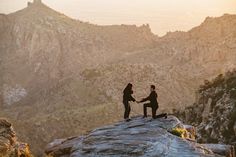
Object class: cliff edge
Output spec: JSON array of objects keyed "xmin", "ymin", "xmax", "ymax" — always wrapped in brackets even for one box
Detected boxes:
[{"xmin": 45, "ymin": 116, "xmax": 234, "ymax": 157}]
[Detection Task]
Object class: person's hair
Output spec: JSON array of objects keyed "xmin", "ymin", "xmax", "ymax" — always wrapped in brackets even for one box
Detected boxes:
[
  {"xmin": 123, "ymin": 83, "xmax": 133, "ymax": 93},
  {"xmin": 151, "ymin": 85, "xmax": 155, "ymax": 90},
  {"xmin": 127, "ymin": 83, "xmax": 133, "ymax": 88}
]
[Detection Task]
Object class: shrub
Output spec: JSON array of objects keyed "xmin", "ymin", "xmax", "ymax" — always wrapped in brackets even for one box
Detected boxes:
[{"xmin": 169, "ymin": 128, "xmax": 187, "ymax": 138}]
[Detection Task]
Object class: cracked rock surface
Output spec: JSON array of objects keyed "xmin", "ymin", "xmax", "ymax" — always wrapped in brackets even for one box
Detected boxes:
[{"xmin": 46, "ymin": 116, "xmax": 219, "ymax": 157}]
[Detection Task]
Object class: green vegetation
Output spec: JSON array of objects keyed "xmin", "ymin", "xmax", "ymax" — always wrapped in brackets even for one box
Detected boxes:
[{"xmin": 199, "ymin": 69, "xmax": 236, "ymax": 93}]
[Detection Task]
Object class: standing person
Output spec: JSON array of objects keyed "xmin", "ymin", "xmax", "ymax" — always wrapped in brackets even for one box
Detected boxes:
[
  {"xmin": 123, "ymin": 83, "xmax": 136, "ymax": 122},
  {"xmin": 138, "ymin": 85, "xmax": 167, "ymax": 119}
]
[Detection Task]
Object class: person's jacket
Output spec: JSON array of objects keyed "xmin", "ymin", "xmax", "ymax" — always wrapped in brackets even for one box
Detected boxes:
[
  {"xmin": 140, "ymin": 91, "xmax": 158, "ymax": 106},
  {"xmin": 123, "ymin": 89, "xmax": 136, "ymax": 102}
]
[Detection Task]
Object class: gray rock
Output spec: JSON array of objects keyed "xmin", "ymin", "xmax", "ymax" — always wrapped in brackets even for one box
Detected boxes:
[
  {"xmin": 201, "ymin": 144, "xmax": 235, "ymax": 157},
  {"xmin": 45, "ymin": 116, "xmax": 219, "ymax": 157}
]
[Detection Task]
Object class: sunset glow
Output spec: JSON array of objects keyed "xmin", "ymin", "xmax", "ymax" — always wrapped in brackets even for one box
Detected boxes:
[{"xmin": 1, "ymin": 0, "xmax": 236, "ymax": 35}]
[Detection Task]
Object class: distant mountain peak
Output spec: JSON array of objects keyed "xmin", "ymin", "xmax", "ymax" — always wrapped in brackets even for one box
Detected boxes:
[
  {"xmin": 34, "ymin": 0, "xmax": 42, "ymax": 3},
  {"xmin": 27, "ymin": 0, "xmax": 43, "ymax": 7},
  {"xmin": 11, "ymin": 0, "xmax": 70, "ymax": 23}
]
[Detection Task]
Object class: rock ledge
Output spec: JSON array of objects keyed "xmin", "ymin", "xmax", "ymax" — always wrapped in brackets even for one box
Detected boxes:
[{"xmin": 45, "ymin": 116, "xmax": 234, "ymax": 157}]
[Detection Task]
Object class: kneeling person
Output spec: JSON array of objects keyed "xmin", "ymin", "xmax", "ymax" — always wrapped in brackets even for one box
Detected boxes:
[{"xmin": 138, "ymin": 85, "xmax": 166, "ymax": 119}]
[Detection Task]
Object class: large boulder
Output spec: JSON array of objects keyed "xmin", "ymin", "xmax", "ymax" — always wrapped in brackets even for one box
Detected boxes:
[
  {"xmin": 201, "ymin": 144, "xmax": 235, "ymax": 157},
  {"xmin": 0, "ymin": 118, "xmax": 32, "ymax": 157},
  {"xmin": 45, "ymin": 116, "xmax": 227, "ymax": 157}
]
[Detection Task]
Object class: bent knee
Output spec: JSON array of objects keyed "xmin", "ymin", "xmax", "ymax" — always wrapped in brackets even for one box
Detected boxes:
[{"xmin": 143, "ymin": 103, "xmax": 149, "ymax": 107}]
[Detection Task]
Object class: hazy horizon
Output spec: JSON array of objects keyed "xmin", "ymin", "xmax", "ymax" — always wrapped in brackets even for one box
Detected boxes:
[{"xmin": 0, "ymin": 0, "xmax": 236, "ymax": 36}]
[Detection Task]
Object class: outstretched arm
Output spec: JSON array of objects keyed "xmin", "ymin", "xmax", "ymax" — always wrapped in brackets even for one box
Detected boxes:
[
  {"xmin": 139, "ymin": 94, "xmax": 151, "ymax": 103},
  {"xmin": 130, "ymin": 95, "xmax": 136, "ymax": 102}
]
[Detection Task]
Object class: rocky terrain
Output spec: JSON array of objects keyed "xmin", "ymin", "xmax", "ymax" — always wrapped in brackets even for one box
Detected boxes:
[
  {"xmin": 0, "ymin": 0, "xmax": 236, "ymax": 156},
  {"xmin": 0, "ymin": 118, "xmax": 32, "ymax": 157},
  {"xmin": 45, "ymin": 116, "xmax": 235, "ymax": 157},
  {"xmin": 175, "ymin": 70, "xmax": 236, "ymax": 148}
]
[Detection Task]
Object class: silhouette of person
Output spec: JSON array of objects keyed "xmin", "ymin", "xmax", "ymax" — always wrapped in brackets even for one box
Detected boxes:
[
  {"xmin": 138, "ymin": 85, "xmax": 167, "ymax": 119},
  {"xmin": 123, "ymin": 83, "xmax": 136, "ymax": 122}
]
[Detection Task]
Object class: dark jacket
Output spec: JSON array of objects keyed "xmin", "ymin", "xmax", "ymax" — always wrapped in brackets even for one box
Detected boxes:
[
  {"xmin": 123, "ymin": 88, "xmax": 135, "ymax": 102},
  {"xmin": 140, "ymin": 91, "xmax": 158, "ymax": 106}
]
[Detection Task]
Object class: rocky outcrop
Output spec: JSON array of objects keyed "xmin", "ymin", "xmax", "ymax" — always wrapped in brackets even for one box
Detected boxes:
[
  {"xmin": 45, "ymin": 116, "xmax": 234, "ymax": 157},
  {"xmin": 174, "ymin": 70, "xmax": 236, "ymax": 147},
  {"xmin": 0, "ymin": 118, "xmax": 32, "ymax": 157},
  {"xmin": 0, "ymin": 119, "xmax": 16, "ymax": 155},
  {"xmin": 202, "ymin": 144, "xmax": 235, "ymax": 157}
]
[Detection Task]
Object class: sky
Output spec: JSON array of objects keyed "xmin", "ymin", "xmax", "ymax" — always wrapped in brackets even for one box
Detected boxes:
[{"xmin": 0, "ymin": 0, "xmax": 236, "ymax": 36}]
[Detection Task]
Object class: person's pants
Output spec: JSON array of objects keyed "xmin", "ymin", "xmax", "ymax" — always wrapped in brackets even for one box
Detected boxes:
[
  {"xmin": 123, "ymin": 101, "xmax": 131, "ymax": 119},
  {"xmin": 143, "ymin": 103, "xmax": 158, "ymax": 119}
]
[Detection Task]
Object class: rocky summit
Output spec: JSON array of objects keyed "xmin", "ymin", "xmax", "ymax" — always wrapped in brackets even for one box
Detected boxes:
[{"xmin": 45, "ymin": 116, "xmax": 234, "ymax": 157}]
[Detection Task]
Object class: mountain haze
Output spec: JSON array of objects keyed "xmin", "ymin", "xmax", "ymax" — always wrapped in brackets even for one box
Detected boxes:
[{"xmin": 0, "ymin": 1, "xmax": 236, "ymax": 155}]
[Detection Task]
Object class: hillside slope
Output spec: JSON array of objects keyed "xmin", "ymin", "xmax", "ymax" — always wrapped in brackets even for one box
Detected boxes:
[
  {"xmin": 175, "ymin": 70, "xmax": 236, "ymax": 145},
  {"xmin": 81, "ymin": 14, "xmax": 236, "ymax": 110}
]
